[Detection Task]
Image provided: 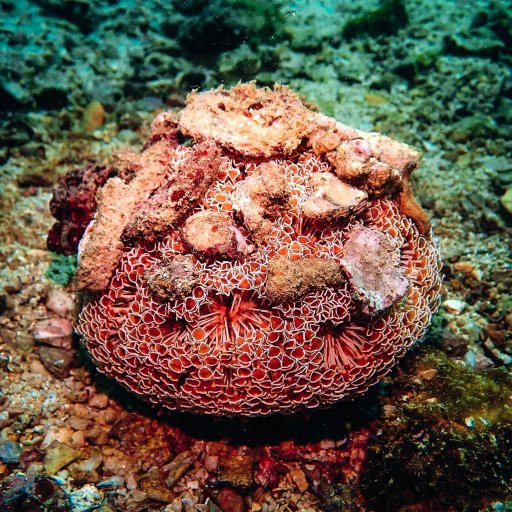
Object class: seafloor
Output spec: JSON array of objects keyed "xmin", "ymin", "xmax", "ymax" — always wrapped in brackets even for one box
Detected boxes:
[{"xmin": 1, "ymin": 0, "xmax": 511, "ymax": 511}]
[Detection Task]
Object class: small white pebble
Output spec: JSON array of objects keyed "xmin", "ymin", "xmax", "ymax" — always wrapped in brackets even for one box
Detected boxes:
[{"xmin": 443, "ymin": 299, "xmax": 466, "ymax": 315}]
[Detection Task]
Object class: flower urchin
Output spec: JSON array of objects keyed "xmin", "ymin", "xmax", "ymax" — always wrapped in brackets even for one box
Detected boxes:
[{"xmin": 52, "ymin": 83, "xmax": 442, "ymax": 415}]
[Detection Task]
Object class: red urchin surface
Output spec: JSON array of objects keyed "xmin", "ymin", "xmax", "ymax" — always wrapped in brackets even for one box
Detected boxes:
[{"xmin": 76, "ymin": 143, "xmax": 442, "ymax": 415}]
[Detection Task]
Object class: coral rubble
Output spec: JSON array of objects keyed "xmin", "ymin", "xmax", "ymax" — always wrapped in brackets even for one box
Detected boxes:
[{"xmin": 49, "ymin": 83, "xmax": 442, "ymax": 416}]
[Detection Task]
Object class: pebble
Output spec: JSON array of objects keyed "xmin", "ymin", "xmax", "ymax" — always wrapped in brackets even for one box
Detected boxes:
[
  {"xmin": 33, "ymin": 317, "xmax": 73, "ymax": 348},
  {"xmin": 216, "ymin": 487, "xmax": 247, "ymax": 512},
  {"xmin": 38, "ymin": 346, "xmax": 75, "ymax": 378},
  {"xmin": 69, "ymin": 483, "xmax": 104, "ymax": 512},
  {"xmin": 46, "ymin": 289, "xmax": 74, "ymax": 316},
  {"xmin": 501, "ymin": 187, "xmax": 512, "ymax": 215},
  {"xmin": 74, "ymin": 448, "xmax": 103, "ymax": 473},
  {"xmin": 289, "ymin": 468, "xmax": 308, "ymax": 492},
  {"xmin": 41, "ymin": 427, "xmax": 75, "ymax": 449},
  {"xmin": 44, "ymin": 440, "xmax": 82, "ymax": 475},
  {"xmin": 0, "ymin": 440, "xmax": 22, "ymax": 464},
  {"xmin": 443, "ymin": 299, "xmax": 466, "ymax": 315},
  {"xmin": 29, "ymin": 359, "xmax": 52, "ymax": 377},
  {"xmin": 88, "ymin": 393, "xmax": 109, "ymax": 409},
  {"xmin": 164, "ymin": 451, "xmax": 198, "ymax": 488}
]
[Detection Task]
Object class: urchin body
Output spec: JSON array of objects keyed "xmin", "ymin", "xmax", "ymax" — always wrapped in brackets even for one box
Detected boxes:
[{"xmin": 56, "ymin": 84, "xmax": 442, "ymax": 416}]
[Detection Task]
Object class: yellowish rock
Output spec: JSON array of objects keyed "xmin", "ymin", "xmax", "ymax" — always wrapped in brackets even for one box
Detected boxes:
[
  {"xmin": 82, "ymin": 100, "xmax": 105, "ymax": 131},
  {"xmin": 500, "ymin": 187, "xmax": 512, "ymax": 215},
  {"xmin": 44, "ymin": 440, "xmax": 81, "ymax": 474}
]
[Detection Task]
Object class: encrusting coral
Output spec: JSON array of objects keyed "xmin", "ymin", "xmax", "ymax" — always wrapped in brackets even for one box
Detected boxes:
[{"xmin": 48, "ymin": 83, "xmax": 442, "ymax": 416}]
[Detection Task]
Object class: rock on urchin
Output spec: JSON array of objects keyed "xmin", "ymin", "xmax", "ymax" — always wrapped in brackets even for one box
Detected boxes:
[{"xmin": 59, "ymin": 83, "xmax": 442, "ymax": 416}]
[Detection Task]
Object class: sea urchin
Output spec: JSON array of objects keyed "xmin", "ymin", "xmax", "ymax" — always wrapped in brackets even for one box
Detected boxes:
[{"xmin": 50, "ymin": 83, "xmax": 442, "ymax": 415}]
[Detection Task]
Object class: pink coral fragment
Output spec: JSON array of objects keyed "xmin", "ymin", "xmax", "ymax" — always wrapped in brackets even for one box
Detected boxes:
[{"xmin": 340, "ymin": 225, "xmax": 409, "ymax": 315}]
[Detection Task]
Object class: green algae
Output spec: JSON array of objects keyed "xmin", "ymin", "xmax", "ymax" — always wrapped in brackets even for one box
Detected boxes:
[
  {"xmin": 45, "ymin": 253, "xmax": 77, "ymax": 286},
  {"xmin": 361, "ymin": 348, "xmax": 512, "ymax": 511}
]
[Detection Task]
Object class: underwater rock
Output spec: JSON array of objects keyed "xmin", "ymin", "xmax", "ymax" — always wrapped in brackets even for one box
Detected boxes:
[
  {"xmin": 217, "ymin": 454, "xmax": 254, "ymax": 490},
  {"xmin": 0, "ymin": 441, "xmax": 21, "ymax": 465},
  {"xmin": 38, "ymin": 345, "xmax": 75, "ymax": 378},
  {"xmin": 265, "ymin": 256, "xmax": 345, "ymax": 303},
  {"xmin": 51, "ymin": 83, "xmax": 441, "ymax": 415},
  {"xmin": 215, "ymin": 487, "xmax": 247, "ymax": 512},
  {"xmin": 33, "ymin": 317, "xmax": 73, "ymax": 348},
  {"xmin": 361, "ymin": 348, "xmax": 512, "ymax": 510},
  {"xmin": 0, "ymin": 475, "xmax": 71, "ymax": 512},
  {"xmin": 43, "ymin": 440, "xmax": 82, "ymax": 475},
  {"xmin": 301, "ymin": 172, "xmax": 368, "ymax": 221},
  {"xmin": 342, "ymin": 0, "xmax": 408, "ymax": 40},
  {"xmin": 217, "ymin": 45, "xmax": 262, "ymax": 84},
  {"xmin": 144, "ymin": 255, "xmax": 199, "ymax": 301},
  {"xmin": 450, "ymin": 113, "xmax": 498, "ymax": 143},
  {"xmin": 499, "ymin": 187, "xmax": 512, "ymax": 216},
  {"xmin": 340, "ymin": 225, "xmax": 409, "ymax": 316},
  {"xmin": 82, "ymin": 101, "xmax": 105, "ymax": 131}
]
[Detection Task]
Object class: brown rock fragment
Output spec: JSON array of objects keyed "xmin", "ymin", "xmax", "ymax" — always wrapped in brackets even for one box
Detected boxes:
[
  {"xmin": 308, "ymin": 115, "xmax": 429, "ymax": 232},
  {"xmin": 265, "ymin": 256, "xmax": 345, "ymax": 302},
  {"xmin": 44, "ymin": 440, "xmax": 81, "ymax": 475},
  {"xmin": 38, "ymin": 346, "xmax": 75, "ymax": 378},
  {"xmin": 163, "ymin": 450, "xmax": 198, "ymax": 488},
  {"xmin": 302, "ymin": 172, "xmax": 367, "ymax": 221},
  {"xmin": 340, "ymin": 225, "xmax": 409, "ymax": 315},
  {"xmin": 289, "ymin": 468, "xmax": 309, "ymax": 492},
  {"xmin": 144, "ymin": 255, "xmax": 199, "ymax": 300}
]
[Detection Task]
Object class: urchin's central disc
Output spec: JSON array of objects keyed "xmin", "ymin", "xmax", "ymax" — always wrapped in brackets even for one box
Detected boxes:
[{"xmin": 67, "ymin": 83, "xmax": 441, "ymax": 416}]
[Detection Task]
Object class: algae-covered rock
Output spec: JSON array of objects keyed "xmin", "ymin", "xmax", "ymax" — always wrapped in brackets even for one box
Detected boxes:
[
  {"xmin": 361, "ymin": 348, "xmax": 512, "ymax": 511},
  {"xmin": 343, "ymin": 0, "xmax": 408, "ymax": 40}
]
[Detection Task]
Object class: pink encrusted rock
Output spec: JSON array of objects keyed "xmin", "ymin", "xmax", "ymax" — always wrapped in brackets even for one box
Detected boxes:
[
  {"xmin": 46, "ymin": 289, "xmax": 74, "ymax": 317},
  {"xmin": 33, "ymin": 318, "xmax": 73, "ymax": 348},
  {"xmin": 302, "ymin": 172, "xmax": 367, "ymax": 221},
  {"xmin": 307, "ymin": 114, "xmax": 429, "ymax": 232},
  {"xmin": 179, "ymin": 82, "xmax": 313, "ymax": 158},
  {"xmin": 232, "ymin": 162, "xmax": 289, "ymax": 241},
  {"xmin": 182, "ymin": 211, "xmax": 242, "ymax": 258},
  {"xmin": 75, "ymin": 138, "xmax": 177, "ymax": 291},
  {"xmin": 340, "ymin": 225, "xmax": 409, "ymax": 315},
  {"xmin": 123, "ymin": 141, "xmax": 222, "ymax": 244}
]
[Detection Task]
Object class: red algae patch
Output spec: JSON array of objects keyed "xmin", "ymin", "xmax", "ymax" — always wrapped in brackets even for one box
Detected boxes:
[{"xmin": 49, "ymin": 83, "xmax": 442, "ymax": 416}]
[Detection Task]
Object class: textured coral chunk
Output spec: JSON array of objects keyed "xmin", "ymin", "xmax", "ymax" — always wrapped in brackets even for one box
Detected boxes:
[
  {"xmin": 61, "ymin": 83, "xmax": 442, "ymax": 416},
  {"xmin": 183, "ymin": 211, "xmax": 242, "ymax": 258},
  {"xmin": 144, "ymin": 255, "xmax": 198, "ymax": 300},
  {"xmin": 179, "ymin": 82, "xmax": 313, "ymax": 157},
  {"xmin": 232, "ymin": 162, "xmax": 289, "ymax": 241},
  {"xmin": 302, "ymin": 172, "xmax": 368, "ymax": 221}
]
